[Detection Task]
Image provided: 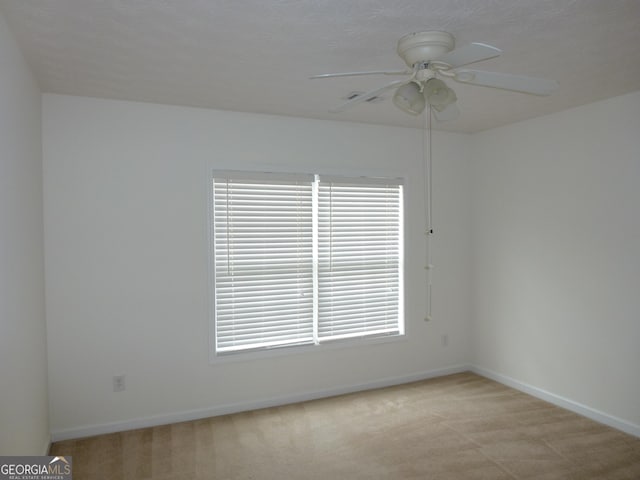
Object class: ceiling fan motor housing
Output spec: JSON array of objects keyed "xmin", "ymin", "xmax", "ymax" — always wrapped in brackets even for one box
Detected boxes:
[{"xmin": 397, "ymin": 31, "xmax": 455, "ymax": 67}]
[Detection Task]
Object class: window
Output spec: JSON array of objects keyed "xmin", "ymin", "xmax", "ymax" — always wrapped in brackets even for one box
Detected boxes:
[{"xmin": 211, "ymin": 171, "xmax": 403, "ymax": 356}]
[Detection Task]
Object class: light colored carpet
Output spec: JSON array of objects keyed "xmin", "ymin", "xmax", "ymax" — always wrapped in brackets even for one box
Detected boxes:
[{"xmin": 50, "ymin": 372, "xmax": 640, "ymax": 479}]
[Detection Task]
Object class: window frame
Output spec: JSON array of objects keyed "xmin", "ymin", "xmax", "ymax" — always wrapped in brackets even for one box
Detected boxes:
[{"xmin": 208, "ymin": 169, "xmax": 407, "ymax": 363}]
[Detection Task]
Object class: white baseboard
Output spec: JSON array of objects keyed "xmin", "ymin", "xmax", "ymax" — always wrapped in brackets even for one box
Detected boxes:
[
  {"xmin": 50, "ymin": 364, "xmax": 469, "ymax": 442},
  {"xmin": 470, "ymin": 365, "xmax": 640, "ymax": 438},
  {"xmin": 51, "ymin": 364, "xmax": 640, "ymax": 442}
]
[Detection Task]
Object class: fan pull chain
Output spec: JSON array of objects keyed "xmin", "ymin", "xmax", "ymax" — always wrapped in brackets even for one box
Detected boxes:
[{"xmin": 424, "ymin": 105, "xmax": 434, "ymax": 322}]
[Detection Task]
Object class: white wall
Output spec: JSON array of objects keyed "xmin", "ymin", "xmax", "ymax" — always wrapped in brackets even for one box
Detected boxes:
[
  {"xmin": 40, "ymin": 88, "xmax": 640, "ymax": 439},
  {"xmin": 471, "ymin": 91, "xmax": 640, "ymax": 428},
  {"xmin": 43, "ymin": 94, "xmax": 472, "ymax": 437},
  {"xmin": 0, "ymin": 12, "xmax": 48, "ymax": 454}
]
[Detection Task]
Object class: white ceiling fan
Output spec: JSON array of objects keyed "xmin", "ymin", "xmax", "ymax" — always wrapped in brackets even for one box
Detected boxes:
[{"xmin": 311, "ymin": 31, "xmax": 558, "ymax": 121}]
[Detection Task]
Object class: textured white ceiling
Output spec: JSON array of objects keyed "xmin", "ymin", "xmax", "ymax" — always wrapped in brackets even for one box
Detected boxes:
[{"xmin": 1, "ymin": 0, "xmax": 639, "ymax": 133}]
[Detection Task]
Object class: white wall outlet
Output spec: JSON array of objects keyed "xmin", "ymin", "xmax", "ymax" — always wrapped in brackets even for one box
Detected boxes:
[
  {"xmin": 113, "ymin": 374, "xmax": 126, "ymax": 392},
  {"xmin": 441, "ymin": 334, "xmax": 449, "ymax": 347}
]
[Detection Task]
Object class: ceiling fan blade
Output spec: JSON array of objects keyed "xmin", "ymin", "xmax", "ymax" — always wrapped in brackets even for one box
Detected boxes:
[
  {"xmin": 328, "ymin": 79, "xmax": 409, "ymax": 113},
  {"xmin": 453, "ymin": 69, "xmax": 558, "ymax": 95},
  {"xmin": 431, "ymin": 102, "xmax": 460, "ymax": 122},
  {"xmin": 435, "ymin": 43, "xmax": 501, "ymax": 69},
  {"xmin": 310, "ymin": 70, "xmax": 410, "ymax": 79}
]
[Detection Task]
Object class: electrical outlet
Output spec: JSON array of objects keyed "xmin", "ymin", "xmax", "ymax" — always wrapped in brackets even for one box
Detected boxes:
[
  {"xmin": 442, "ymin": 334, "xmax": 449, "ymax": 347},
  {"xmin": 113, "ymin": 374, "xmax": 126, "ymax": 392}
]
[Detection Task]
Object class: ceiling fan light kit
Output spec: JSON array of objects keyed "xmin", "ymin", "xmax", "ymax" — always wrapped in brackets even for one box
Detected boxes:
[
  {"xmin": 311, "ymin": 30, "xmax": 558, "ymax": 121},
  {"xmin": 392, "ymin": 82, "xmax": 426, "ymax": 115},
  {"xmin": 424, "ymin": 78, "xmax": 457, "ymax": 110}
]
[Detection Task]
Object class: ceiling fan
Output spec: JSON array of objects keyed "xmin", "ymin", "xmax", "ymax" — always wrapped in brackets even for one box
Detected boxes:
[{"xmin": 311, "ymin": 31, "xmax": 558, "ymax": 121}]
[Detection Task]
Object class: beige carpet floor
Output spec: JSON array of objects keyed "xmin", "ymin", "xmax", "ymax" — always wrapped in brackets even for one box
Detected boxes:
[{"xmin": 50, "ymin": 372, "xmax": 640, "ymax": 479}]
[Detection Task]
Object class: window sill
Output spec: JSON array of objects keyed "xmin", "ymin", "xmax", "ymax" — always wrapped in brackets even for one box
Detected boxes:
[{"xmin": 209, "ymin": 333, "xmax": 407, "ymax": 365}]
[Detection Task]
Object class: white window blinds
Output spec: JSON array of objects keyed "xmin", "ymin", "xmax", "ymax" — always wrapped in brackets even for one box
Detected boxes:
[
  {"xmin": 317, "ymin": 177, "xmax": 403, "ymax": 342},
  {"xmin": 211, "ymin": 172, "xmax": 403, "ymax": 356},
  {"xmin": 212, "ymin": 172, "xmax": 315, "ymax": 353}
]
